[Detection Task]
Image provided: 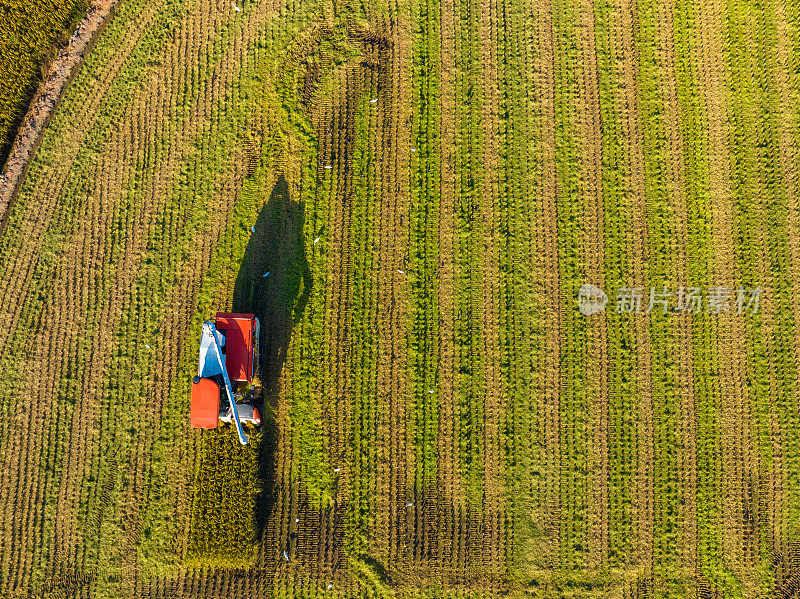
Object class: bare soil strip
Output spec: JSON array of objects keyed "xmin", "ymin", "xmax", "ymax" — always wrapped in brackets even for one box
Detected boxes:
[
  {"xmin": 656, "ymin": 0, "xmax": 698, "ymax": 574},
  {"xmin": 577, "ymin": 0, "xmax": 609, "ymax": 569}
]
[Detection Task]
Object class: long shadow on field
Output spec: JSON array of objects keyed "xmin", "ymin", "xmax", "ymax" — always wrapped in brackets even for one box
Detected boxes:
[{"xmin": 232, "ymin": 174, "xmax": 311, "ymax": 541}]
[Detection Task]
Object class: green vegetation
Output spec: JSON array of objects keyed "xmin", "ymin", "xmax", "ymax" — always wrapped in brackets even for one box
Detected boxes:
[
  {"xmin": 0, "ymin": 0, "xmax": 799, "ymax": 595},
  {"xmin": 186, "ymin": 427, "xmax": 261, "ymax": 567}
]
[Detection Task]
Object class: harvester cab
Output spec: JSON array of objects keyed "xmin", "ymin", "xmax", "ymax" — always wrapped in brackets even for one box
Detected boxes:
[{"xmin": 190, "ymin": 312, "xmax": 261, "ymax": 445}]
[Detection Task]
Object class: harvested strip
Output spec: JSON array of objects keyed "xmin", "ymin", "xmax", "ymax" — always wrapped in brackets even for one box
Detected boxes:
[
  {"xmin": 373, "ymin": 11, "xmax": 413, "ymax": 573},
  {"xmin": 0, "ymin": 0, "xmax": 167, "ymax": 362},
  {"xmin": 436, "ymin": 0, "xmax": 465, "ymax": 578},
  {"xmin": 775, "ymin": 0, "xmax": 800, "ymax": 557},
  {"xmin": 50, "ymin": 0, "xmax": 259, "ymax": 569},
  {"xmin": 695, "ymin": 0, "xmax": 758, "ymax": 583}
]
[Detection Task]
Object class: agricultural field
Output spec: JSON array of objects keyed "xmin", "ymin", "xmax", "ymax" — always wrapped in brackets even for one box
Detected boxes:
[
  {"xmin": 0, "ymin": 0, "xmax": 90, "ymax": 163},
  {"xmin": 0, "ymin": 0, "xmax": 799, "ymax": 596}
]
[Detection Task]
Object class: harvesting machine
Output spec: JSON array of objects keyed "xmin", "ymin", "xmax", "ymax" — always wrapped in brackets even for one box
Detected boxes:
[{"xmin": 190, "ymin": 312, "xmax": 262, "ymax": 445}]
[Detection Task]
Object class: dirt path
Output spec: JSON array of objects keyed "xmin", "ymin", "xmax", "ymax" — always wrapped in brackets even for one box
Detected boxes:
[
  {"xmin": 0, "ymin": 0, "xmax": 119, "ymax": 224},
  {"xmin": 576, "ymin": 0, "xmax": 609, "ymax": 569},
  {"xmin": 656, "ymin": 0, "xmax": 698, "ymax": 575}
]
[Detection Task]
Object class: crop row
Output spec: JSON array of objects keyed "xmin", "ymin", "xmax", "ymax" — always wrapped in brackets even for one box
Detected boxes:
[
  {"xmin": 725, "ymin": 0, "xmax": 800, "ymax": 591},
  {"xmin": 0, "ymin": 0, "xmax": 88, "ymax": 163},
  {"xmin": 0, "ymin": 0, "xmax": 190, "ymax": 592},
  {"xmin": 0, "ymin": 0, "xmax": 279, "ymax": 593}
]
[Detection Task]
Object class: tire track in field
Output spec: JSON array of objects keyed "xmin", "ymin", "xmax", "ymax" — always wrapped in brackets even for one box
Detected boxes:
[
  {"xmin": 281, "ymin": 46, "xmax": 364, "ymax": 584},
  {"xmin": 730, "ymin": 7, "xmax": 770, "ymax": 583},
  {"xmin": 342, "ymin": 28, "xmax": 382, "ymax": 575},
  {"xmin": 478, "ymin": 0, "xmax": 505, "ymax": 579},
  {"xmin": 534, "ymin": 0, "xmax": 561, "ymax": 572},
  {"xmin": 437, "ymin": 0, "xmax": 466, "ymax": 579},
  {"xmin": 775, "ymin": 0, "xmax": 798, "ymax": 557},
  {"xmin": 614, "ymin": 0, "xmax": 655, "ymax": 576},
  {"xmin": 656, "ymin": 0, "xmax": 698, "ymax": 574},
  {"xmin": 576, "ymin": 0, "xmax": 609, "ymax": 568},
  {"xmin": 501, "ymin": 0, "xmax": 539, "ymax": 581},
  {"xmin": 695, "ymin": 0, "xmax": 757, "ymax": 584},
  {"xmin": 406, "ymin": 0, "xmax": 439, "ymax": 568}
]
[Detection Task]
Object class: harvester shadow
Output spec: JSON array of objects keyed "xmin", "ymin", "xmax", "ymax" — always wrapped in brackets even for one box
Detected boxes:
[{"xmin": 232, "ymin": 174, "xmax": 311, "ymax": 542}]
